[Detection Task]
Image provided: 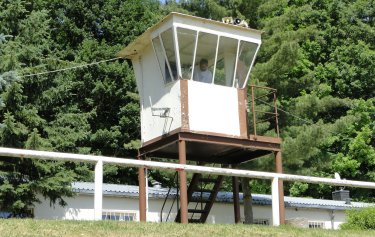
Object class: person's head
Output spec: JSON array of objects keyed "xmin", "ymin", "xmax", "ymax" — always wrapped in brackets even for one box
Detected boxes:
[{"xmin": 199, "ymin": 58, "xmax": 208, "ymax": 71}]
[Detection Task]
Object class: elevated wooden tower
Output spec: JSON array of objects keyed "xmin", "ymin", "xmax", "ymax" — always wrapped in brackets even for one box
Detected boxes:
[{"xmin": 118, "ymin": 12, "xmax": 285, "ymax": 224}]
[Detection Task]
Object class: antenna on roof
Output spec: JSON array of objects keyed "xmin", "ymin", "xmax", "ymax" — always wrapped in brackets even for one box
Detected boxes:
[{"xmin": 222, "ymin": 17, "xmax": 249, "ymax": 28}]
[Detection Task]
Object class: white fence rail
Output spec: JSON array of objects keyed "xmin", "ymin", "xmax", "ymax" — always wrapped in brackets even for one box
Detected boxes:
[{"xmin": 1, "ymin": 147, "xmax": 375, "ymax": 225}]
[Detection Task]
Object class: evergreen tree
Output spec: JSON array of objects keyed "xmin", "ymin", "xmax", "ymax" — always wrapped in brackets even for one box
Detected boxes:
[{"xmin": 0, "ymin": 0, "xmax": 163, "ymax": 214}]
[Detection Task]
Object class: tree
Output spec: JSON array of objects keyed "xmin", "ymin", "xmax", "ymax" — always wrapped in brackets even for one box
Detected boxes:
[
  {"xmin": 251, "ymin": 0, "xmax": 375, "ymax": 201},
  {"xmin": 0, "ymin": 0, "xmax": 163, "ymax": 215}
]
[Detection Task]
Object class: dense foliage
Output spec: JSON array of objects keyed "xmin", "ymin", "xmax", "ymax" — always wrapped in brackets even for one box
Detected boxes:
[
  {"xmin": 250, "ymin": 0, "xmax": 375, "ymax": 201},
  {"xmin": 0, "ymin": 0, "xmax": 162, "ymax": 215},
  {"xmin": 341, "ymin": 207, "xmax": 375, "ymax": 230},
  {"xmin": 0, "ymin": 0, "xmax": 374, "ymax": 215}
]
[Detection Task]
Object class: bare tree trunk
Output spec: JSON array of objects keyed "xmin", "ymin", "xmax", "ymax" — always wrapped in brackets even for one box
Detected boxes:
[{"xmin": 241, "ymin": 177, "xmax": 253, "ymax": 224}]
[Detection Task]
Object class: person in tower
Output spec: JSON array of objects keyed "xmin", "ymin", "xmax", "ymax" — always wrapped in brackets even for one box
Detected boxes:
[{"xmin": 193, "ymin": 58, "xmax": 212, "ymax": 83}]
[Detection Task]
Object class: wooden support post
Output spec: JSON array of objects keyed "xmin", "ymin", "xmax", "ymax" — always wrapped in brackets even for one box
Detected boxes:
[
  {"xmin": 178, "ymin": 139, "xmax": 188, "ymax": 224},
  {"xmin": 275, "ymin": 151, "xmax": 285, "ymax": 224},
  {"xmin": 232, "ymin": 176, "xmax": 241, "ymax": 224},
  {"xmin": 138, "ymin": 154, "xmax": 147, "ymax": 222}
]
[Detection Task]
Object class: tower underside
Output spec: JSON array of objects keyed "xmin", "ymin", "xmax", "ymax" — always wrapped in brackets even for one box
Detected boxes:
[
  {"xmin": 139, "ymin": 130, "xmax": 281, "ymax": 164},
  {"xmin": 138, "ymin": 129, "xmax": 284, "ymax": 224}
]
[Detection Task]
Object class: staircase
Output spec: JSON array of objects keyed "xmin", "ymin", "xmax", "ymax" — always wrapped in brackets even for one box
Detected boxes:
[{"xmin": 175, "ymin": 173, "xmax": 224, "ymax": 223}]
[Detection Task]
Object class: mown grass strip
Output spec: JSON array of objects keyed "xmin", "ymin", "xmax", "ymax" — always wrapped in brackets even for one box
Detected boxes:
[{"xmin": 0, "ymin": 219, "xmax": 374, "ymax": 237}]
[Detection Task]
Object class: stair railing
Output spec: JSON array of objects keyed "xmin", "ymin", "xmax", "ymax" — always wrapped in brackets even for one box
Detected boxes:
[
  {"xmin": 190, "ymin": 174, "xmax": 211, "ymax": 220},
  {"xmin": 160, "ymin": 172, "xmax": 179, "ymax": 222}
]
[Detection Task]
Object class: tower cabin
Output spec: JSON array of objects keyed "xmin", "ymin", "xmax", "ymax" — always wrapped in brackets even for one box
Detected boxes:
[{"xmin": 118, "ymin": 12, "xmax": 284, "ymax": 224}]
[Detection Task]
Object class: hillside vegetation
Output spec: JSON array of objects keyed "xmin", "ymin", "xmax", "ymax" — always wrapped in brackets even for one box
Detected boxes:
[{"xmin": 0, "ymin": 0, "xmax": 374, "ymax": 215}]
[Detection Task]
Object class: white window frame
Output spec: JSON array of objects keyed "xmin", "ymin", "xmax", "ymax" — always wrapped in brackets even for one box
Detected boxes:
[
  {"xmin": 308, "ymin": 221, "xmax": 325, "ymax": 229},
  {"xmin": 102, "ymin": 209, "xmax": 137, "ymax": 222},
  {"xmin": 173, "ymin": 26, "xmax": 182, "ymax": 79},
  {"xmin": 253, "ymin": 218, "xmax": 270, "ymax": 225},
  {"xmin": 159, "ymin": 32, "xmax": 175, "ymax": 85},
  {"xmin": 232, "ymin": 39, "xmax": 241, "ymax": 87},
  {"xmin": 151, "ymin": 35, "xmax": 173, "ymax": 85},
  {"xmin": 190, "ymin": 30, "xmax": 199, "ymax": 80},
  {"xmin": 211, "ymin": 35, "xmax": 220, "ymax": 84},
  {"xmin": 240, "ymin": 218, "xmax": 270, "ymax": 225},
  {"xmin": 242, "ymin": 42, "xmax": 261, "ymax": 88},
  {"xmin": 153, "ymin": 24, "xmax": 261, "ymax": 88}
]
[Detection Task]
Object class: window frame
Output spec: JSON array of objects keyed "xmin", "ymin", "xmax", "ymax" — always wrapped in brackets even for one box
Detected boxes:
[
  {"xmin": 102, "ymin": 209, "xmax": 137, "ymax": 221},
  {"xmin": 308, "ymin": 221, "xmax": 325, "ymax": 229},
  {"xmin": 240, "ymin": 41, "xmax": 261, "ymax": 88},
  {"xmin": 151, "ymin": 30, "xmax": 175, "ymax": 85},
  {"xmin": 152, "ymin": 24, "xmax": 260, "ymax": 88},
  {"xmin": 173, "ymin": 26, "xmax": 182, "ymax": 79},
  {"xmin": 192, "ymin": 31, "xmax": 219, "ymax": 84},
  {"xmin": 160, "ymin": 29, "xmax": 177, "ymax": 84},
  {"xmin": 240, "ymin": 217, "xmax": 270, "ymax": 225}
]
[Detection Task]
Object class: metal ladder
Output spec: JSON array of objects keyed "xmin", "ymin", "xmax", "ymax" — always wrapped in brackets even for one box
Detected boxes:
[{"xmin": 175, "ymin": 173, "xmax": 224, "ymax": 223}]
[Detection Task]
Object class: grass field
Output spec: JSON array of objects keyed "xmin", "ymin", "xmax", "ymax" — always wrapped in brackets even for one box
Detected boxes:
[{"xmin": 0, "ymin": 219, "xmax": 374, "ymax": 237}]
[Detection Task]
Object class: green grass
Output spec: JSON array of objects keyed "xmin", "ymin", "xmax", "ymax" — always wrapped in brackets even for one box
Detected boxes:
[{"xmin": 0, "ymin": 219, "xmax": 374, "ymax": 237}]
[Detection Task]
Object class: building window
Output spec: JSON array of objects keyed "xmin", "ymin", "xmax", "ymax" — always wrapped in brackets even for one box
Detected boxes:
[
  {"xmin": 308, "ymin": 221, "xmax": 325, "ymax": 229},
  {"xmin": 177, "ymin": 27, "xmax": 197, "ymax": 80},
  {"xmin": 153, "ymin": 26, "xmax": 260, "ymax": 88},
  {"xmin": 240, "ymin": 218, "xmax": 269, "ymax": 225},
  {"xmin": 152, "ymin": 35, "xmax": 175, "ymax": 84},
  {"xmin": 192, "ymin": 31, "xmax": 218, "ymax": 84},
  {"xmin": 235, "ymin": 41, "xmax": 258, "ymax": 88},
  {"xmin": 102, "ymin": 210, "xmax": 136, "ymax": 221},
  {"xmin": 215, "ymin": 36, "xmax": 237, "ymax": 86},
  {"xmin": 253, "ymin": 219, "xmax": 270, "ymax": 225}
]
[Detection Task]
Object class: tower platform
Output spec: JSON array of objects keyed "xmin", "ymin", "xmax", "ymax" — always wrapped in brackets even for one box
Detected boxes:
[{"xmin": 139, "ymin": 130, "xmax": 281, "ymax": 164}]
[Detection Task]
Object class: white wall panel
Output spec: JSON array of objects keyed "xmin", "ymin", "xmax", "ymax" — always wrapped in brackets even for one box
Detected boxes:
[
  {"xmin": 188, "ymin": 81, "xmax": 240, "ymax": 136},
  {"xmin": 133, "ymin": 45, "xmax": 182, "ymax": 144}
]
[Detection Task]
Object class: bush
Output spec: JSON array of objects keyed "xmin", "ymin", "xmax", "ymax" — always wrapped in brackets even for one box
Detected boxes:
[{"xmin": 341, "ymin": 207, "xmax": 375, "ymax": 230}]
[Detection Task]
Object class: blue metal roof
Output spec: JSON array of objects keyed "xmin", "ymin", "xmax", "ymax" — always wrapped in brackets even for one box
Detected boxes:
[{"xmin": 72, "ymin": 182, "xmax": 374, "ymax": 210}]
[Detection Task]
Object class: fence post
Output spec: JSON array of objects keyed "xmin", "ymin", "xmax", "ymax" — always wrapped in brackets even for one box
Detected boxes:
[
  {"xmin": 94, "ymin": 160, "xmax": 103, "ymax": 220},
  {"xmin": 272, "ymin": 177, "xmax": 280, "ymax": 226}
]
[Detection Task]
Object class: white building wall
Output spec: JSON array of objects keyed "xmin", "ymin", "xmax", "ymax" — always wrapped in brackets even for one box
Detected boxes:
[
  {"xmin": 34, "ymin": 194, "xmax": 177, "ymax": 222},
  {"xmin": 34, "ymin": 195, "xmax": 94, "ymax": 220},
  {"xmin": 33, "ymin": 194, "xmax": 346, "ymax": 229},
  {"xmin": 188, "ymin": 81, "xmax": 240, "ymax": 136},
  {"xmin": 285, "ymin": 208, "xmax": 346, "ymax": 229}
]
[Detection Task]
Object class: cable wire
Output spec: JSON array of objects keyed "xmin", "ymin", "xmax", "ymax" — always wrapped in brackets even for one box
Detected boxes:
[
  {"xmin": 16, "ymin": 56, "xmax": 320, "ymax": 127},
  {"xmin": 256, "ymin": 98, "xmax": 313, "ymax": 125},
  {"xmin": 19, "ymin": 57, "xmax": 122, "ymax": 78}
]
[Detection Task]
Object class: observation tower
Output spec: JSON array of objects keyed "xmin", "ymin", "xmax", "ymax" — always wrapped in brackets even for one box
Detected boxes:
[{"xmin": 118, "ymin": 12, "xmax": 285, "ymax": 224}]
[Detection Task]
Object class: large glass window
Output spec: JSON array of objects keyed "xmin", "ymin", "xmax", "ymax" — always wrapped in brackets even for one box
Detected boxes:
[
  {"xmin": 235, "ymin": 41, "xmax": 258, "ymax": 88},
  {"xmin": 177, "ymin": 27, "xmax": 197, "ymax": 79},
  {"xmin": 161, "ymin": 28, "xmax": 178, "ymax": 82},
  {"xmin": 152, "ymin": 27, "xmax": 259, "ymax": 88},
  {"xmin": 193, "ymin": 32, "xmax": 218, "ymax": 84},
  {"xmin": 152, "ymin": 36, "xmax": 173, "ymax": 84},
  {"xmin": 214, "ymin": 36, "xmax": 238, "ymax": 86}
]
